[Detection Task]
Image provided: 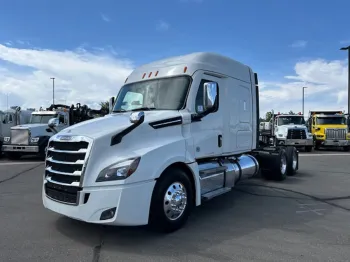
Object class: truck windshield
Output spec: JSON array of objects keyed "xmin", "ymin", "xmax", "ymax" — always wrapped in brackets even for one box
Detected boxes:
[
  {"xmin": 277, "ymin": 116, "xmax": 305, "ymax": 125},
  {"xmin": 113, "ymin": 76, "xmax": 191, "ymax": 112},
  {"xmin": 30, "ymin": 114, "xmax": 57, "ymax": 124},
  {"xmin": 316, "ymin": 117, "xmax": 346, "ymax": 125}
]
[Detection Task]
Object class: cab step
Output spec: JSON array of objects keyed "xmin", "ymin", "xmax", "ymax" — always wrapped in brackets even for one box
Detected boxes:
[{"xmin": 201, "ymin": 187, "xmax": 231, "ymax": 201}]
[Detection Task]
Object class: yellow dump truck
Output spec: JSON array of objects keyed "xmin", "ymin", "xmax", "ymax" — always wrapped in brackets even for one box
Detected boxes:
[{"xmin": 307, "ymin": 110, "xmax": 350, "ymax": 151}]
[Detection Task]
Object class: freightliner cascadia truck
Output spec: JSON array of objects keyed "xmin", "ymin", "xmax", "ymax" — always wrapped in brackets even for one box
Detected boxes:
[{"xmin": 42, "ymin": 52, "xmax": 300, "ymax": 233}]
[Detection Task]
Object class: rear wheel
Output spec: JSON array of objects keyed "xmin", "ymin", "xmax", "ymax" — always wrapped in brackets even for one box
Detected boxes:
[
  {"xmin": 286, "ymin": 146, "xmax": 298, "ymax": 176},
  {"xmin": 343, "ymin": 146, "xmax": 350, "ymax": 152},
  {"xmin": 263, "ymin": 148, "xmax": 288, "ymax": 181},
  {"xmin": 149, "ymin": 168, "xmax": 194, "ymax": 233}
]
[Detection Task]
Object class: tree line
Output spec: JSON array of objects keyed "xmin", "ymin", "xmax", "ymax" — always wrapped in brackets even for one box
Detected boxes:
[{"xmin": 260, "ymin": 110, "xmax": 298, "ymax": 122}]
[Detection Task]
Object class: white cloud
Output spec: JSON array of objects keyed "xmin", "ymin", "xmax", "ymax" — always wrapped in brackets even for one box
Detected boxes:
[
  {"xmin": 0, "ymin": 44, "xmax": 133, "ymax": 110},
  {"xmin": 156, "ymin": 20, "xmax": 170, "ymax": 32},
  {"xmin": 289, "ymin": 40, "xmax": 307, "ymax": 48},
  {"xmin": 259, "ymin": 58, "xmax": 349, "ymax": 117},
  {"xmin": 100, "ymin": 13, "xmax": 111, "ymax": 22}
]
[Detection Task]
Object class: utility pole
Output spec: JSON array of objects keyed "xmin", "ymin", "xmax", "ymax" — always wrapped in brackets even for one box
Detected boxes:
[
  {"xmin": 340, "ymin": 46, "xmax": 350, "ymax": 114},
  {"xmin": 302, "ymin": 86, "xmax": 307, "ymax": 116},
  {"xmin": 6, "ymin": 93, "xmax": 9, "ymax": 110},
  {"xmin": 50, "ymin": 77, "xmax": 55, "ymax": 105}
]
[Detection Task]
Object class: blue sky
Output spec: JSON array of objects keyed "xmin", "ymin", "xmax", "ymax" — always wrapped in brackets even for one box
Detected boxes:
[{"xmin": 0, "ymin": 0, "xmax": 349, "ymax": 115}]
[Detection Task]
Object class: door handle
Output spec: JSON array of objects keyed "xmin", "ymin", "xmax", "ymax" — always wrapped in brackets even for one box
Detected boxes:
[{"xmin": 218, "ymin": 135, "xmax": 222, "ymax": 148}]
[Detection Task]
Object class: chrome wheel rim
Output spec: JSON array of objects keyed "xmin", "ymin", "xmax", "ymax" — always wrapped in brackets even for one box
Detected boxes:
[
  {"xmin": 280, "ymin": 154, "xmax": 287, "ymax": 174},
  {"xmin": 163, "ymin": 182, "xmax": 187, "ymax": 221}
]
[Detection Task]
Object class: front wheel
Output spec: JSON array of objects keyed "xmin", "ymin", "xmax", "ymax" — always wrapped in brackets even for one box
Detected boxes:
[{"xmin": 149, "ymin": 168, "xmax": 194, "ymax": 233}]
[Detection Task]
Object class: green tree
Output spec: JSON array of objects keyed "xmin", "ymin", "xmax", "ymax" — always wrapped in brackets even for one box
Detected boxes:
[
  {"xmin": 265, "ymin": 111, "xmax": 273, "ymax": 122},
  {"xmin": 99, "ymin": 101, "xmax": 109, "ymax": 111}
]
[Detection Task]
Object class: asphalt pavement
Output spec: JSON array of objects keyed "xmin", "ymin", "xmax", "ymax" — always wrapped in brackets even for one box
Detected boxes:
[{"xmin": 0, "ymin": 150, "xmax": 350, "ymax": 262}]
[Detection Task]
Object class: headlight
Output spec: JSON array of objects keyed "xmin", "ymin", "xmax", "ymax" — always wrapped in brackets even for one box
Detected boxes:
[
  {"xmin": 4, "ymin": 137, "xmax": 10, "ymax": 143},
  {"xmin": 307, "ymin": 132, "xmax": 313, "ymax": 138},
  {"xmin": 96, "ymin": 157, "xmax": 141, "ymax": 182},
  {"xmin": 31, "ymin": 137, "xmax": 40, "ymax": 143}
]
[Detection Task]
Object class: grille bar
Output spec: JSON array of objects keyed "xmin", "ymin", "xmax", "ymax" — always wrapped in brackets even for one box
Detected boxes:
[
  {"xmin": 44, "ymin": 136, "xmax": 92, "ymax": 205},
  {"xmin": 325, "ymin": 128, "xmax": 346, "ymax": 140},
  {"xmin": 11, "ymin": 129, "xmax": 29, "ymax": 145},
  {"xmin": 286, "ymin": 129, "xmax": 307, "ymax": 139}
]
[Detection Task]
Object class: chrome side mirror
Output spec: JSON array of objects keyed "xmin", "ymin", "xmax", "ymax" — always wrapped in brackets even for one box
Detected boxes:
[
  {"xmin": 203, "ymin": 82, "xmax": 218, "ymax": 112},
  {"xmin": 48, "ymin": 118, "xmax": 59, "ymax": 128},
  {"xmin": 129, "ymin": 111, "xmax": 145, "ymax": 124}
]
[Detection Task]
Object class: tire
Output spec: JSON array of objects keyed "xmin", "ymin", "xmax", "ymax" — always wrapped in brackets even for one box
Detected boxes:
[
  {"xmin": 268, "ymin": 148, "xmax": 288, "ymax": 181},
  {"xmin": 285, "ymin": 146, "xmax": 298, "ymax": 176},
  {"xmin": 343, "ymin": 146, "xmax": 350, "ymax": 152},
  {"xmin": 148, "ymin": 168, "xmax": 194, "ymax": 233},
  {"xmin": 6, "ymin": 152, "xmax": 22, "ymax": 160},
  {"xmin": 305, "ymin": 146, "xmax": 313, "ymax": 152}
]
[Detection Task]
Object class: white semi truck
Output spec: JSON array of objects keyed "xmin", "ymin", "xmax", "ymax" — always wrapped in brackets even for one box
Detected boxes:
[
  {"xmin": 260, "ymin": 112, "xmax": 314, "ymax": 152},
  {"xmin": 2, "ymin": 103, "xmax": 107, "ymax": 160},
  {"xmin": 42, "ymin": 52, "xmax": 300, "ymax": 233}
]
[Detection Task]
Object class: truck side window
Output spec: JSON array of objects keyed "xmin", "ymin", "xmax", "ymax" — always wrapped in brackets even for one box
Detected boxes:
[{"xmin": 195, "ymin": 79, "xmax": 219, "ymax": 113}]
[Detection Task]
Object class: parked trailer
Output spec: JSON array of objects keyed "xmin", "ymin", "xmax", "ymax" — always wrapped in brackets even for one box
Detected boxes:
[{"xmin": 42, "ymin": 52, "xmax": 300, "ymax": 233}]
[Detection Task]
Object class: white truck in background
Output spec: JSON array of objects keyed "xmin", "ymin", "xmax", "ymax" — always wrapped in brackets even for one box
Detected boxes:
[
  {"xmin": 42, "ymin": 52, "xmax": 300, "ymax": 233},
  {"xmin": 2, "ymin": 103, "xmax": 107, "ymax": 160},
  {"xmin": 0, "ymin": 106, "xmax": 34, "ymax": 156},
  {"xmin": 260, "ymin": 112, "xmax": 314, "ymax": 152}
]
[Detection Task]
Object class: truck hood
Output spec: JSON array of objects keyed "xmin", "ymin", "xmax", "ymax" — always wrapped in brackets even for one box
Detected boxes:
[
  {"xmin": 11, "ymin": 123, "xmax": 51, "ymax": 137},
  {"xmin": 58, "ymin": 110, "xmax": 182, "ymax": 139}
]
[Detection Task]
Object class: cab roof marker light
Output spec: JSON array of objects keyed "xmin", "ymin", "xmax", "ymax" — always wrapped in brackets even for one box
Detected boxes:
[
  {"xmin": 142, "ymin": 73, "xmax": 146, "ymax": 79},
  {"xmin": 155, "ymin": 71, "xmax": 159, "ymax": 77},
  {"xmin": 148, "ymin": 72, "xmax": 152, "ymax": 78},
  {"xmin": 184, "ymin": 66, "xmax": 187, "ymax": 73}
]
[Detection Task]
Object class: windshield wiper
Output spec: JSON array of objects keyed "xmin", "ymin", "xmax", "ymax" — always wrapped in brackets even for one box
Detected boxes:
[
  {"xmin": 112, "ymin": 109, "xmax": 127, "ymax": 113},
  {"xmin": 131, "ymin": 107, "xmax": 156, "ymax": 111}
]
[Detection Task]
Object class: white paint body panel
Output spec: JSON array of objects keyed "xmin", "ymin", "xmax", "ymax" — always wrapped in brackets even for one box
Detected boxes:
[{"xmin": 42, "ymin": 52, "xmax": 258, "ymax": 226}]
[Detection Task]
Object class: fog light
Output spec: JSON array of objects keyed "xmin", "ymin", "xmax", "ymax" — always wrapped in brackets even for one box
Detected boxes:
[{"xmin": 100, "ymin": 207, "xmax": 116, "ymax": 220}]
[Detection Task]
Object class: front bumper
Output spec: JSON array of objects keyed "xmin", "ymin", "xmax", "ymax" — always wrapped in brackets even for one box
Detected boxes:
[
  {"xmin": 319, "ymin": 139, "xmax": 349, "ymax": 146},
  {"xmin": 42, "ymin": 179, "xmax": 156, "ymax": 226},
  {"xmin": 276, "ymin": 138, "xmax": 313, "ymax": 147},
  {"xmin": 2, "ymin": 144, "xmax": 39, "ymax": 153}
]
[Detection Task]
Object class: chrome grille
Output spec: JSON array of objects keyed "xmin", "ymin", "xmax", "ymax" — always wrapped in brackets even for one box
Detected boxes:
[
  {"xmin": 11, "ymin": 129, "xmax": 29, "ymax": 145},
  {"xmin": 286, "ymin": 129, "xmax": 307, "ymax": 139},
  {"xmin": 44, "ymin": 136, "xmax": 92, "ymax": 205},
  {"xmin": 325, "ymin": 128, "xmax": 346, "ymax": 140}
]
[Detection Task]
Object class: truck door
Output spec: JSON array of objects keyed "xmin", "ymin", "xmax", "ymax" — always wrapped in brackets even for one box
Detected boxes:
[
  {"xmin": 190, "ymin": 74, "xmax": 223, "ymax": 159},
  {"xmin": 2, "ymin": 113, "xmax": 15, "ymax": 137}
]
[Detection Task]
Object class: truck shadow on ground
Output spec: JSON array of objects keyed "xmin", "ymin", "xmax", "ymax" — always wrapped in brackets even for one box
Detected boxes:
[{"xmin": 55, "ymin": 181, "xmax": 330, "ymax": 259}]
